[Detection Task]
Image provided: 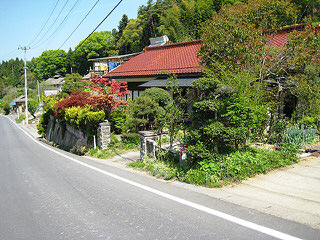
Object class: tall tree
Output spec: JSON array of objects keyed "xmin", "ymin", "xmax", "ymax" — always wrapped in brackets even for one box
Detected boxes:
[
  {"xmin": 117, "ymin": 19, "xmax": 144, "ymax": 54},
  {"xmin": 158, "ymin": 0, "xmax": 236, "ymax": 43},
  {"xmin": 73, "ymin": 31, "xmax": 116, "ymax": 75},
  {"xmin": 0, "ymin": 58, "xmax": 24, "ymax": 87},
  {"xmin": 32, "ymin": 50, "xmax": 68, "ymax": 81},
  {"xmin": 112, "ymin": 14, "xmax": 129, "ymax": 42}
]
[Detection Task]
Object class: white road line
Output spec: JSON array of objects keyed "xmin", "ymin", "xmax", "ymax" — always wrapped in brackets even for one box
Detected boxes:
[{"xmin": 5, "ymin": 116, "xmax": 303, "ymax": 240}]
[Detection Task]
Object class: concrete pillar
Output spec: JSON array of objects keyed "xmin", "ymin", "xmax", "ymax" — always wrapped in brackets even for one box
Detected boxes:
[
  {"xmin": 97, "ymin": 120, "xmax": 111, "ymax": 149},
  {"xmin": 139, "ymin": 131, "xmax": 158, "ymax": 159}
]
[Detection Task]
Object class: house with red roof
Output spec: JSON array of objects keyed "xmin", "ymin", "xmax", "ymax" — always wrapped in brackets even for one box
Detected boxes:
[
  {"xmin": 104, "ymin": 39, "xmax": 203, "ymax": 99},
  {"xmin": 100, "ymin": 24, "xmax": 309, "ymax": 100}
]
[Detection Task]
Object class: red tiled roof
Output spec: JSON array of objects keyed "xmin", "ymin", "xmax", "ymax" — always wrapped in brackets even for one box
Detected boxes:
[
  {"xmin": 104, "ymin": 40, "xmax": 202, "ymax": 78},
  {"xmin": 104, "ymin": 24, "xmax": 311, "ymax": 79},
  {"xmin": 265, "ymin": 24, "xmax": 306, "ymax": 48}
]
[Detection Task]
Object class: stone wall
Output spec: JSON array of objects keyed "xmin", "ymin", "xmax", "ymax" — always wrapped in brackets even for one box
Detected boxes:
[
  {"xmin": 45, "ymin": 116, "xmax": 111, "ymax": 149},
  {"xmin": 46, "ymin": 115, "xmax": 88, "ymax": 148}
]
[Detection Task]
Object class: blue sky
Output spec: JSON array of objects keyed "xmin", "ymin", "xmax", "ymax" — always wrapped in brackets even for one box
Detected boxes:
[{"xmin": 0, "ymin": 0, "xmax": 149, "ymax": 62}]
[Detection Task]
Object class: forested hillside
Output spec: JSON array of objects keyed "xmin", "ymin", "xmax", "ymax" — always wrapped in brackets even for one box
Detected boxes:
[{"xmin": 0, "ymin": 0, "xmax": 319, "ymax": 97}]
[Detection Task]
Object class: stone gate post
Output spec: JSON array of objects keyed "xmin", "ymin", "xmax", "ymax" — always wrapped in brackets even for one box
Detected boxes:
[{"xmin": 97, "ymin": 120, "xmax": 111, "ymax": 149}]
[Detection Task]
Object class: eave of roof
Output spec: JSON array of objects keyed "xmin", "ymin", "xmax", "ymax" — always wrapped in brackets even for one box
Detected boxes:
[{"xmin": 88, "ymin": 52, "xmax": 142, "ymax": 62}]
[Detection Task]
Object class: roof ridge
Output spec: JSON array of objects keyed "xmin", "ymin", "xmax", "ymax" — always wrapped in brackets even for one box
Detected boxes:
[
  {"xmin": 145, "ymin": 39, "xmax": 202, "ymax": 51},
  {"xmin": 263, "ymin": 23, "xmax": 307, "ymax": 35}
]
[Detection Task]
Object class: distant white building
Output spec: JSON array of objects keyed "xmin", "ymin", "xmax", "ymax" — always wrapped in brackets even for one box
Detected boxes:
[{"xmin": 44, "ymin": 75, "xmax": 65, "ymax": 96}]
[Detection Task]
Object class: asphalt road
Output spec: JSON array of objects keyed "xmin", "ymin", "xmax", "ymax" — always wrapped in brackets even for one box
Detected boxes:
[{"xmin": 0, "ymin": 116, "xmax": 319, "ymax": 240}]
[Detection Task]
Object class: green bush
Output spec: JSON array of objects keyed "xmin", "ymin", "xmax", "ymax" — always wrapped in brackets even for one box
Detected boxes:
[
  {"xmin": 2, "ymin": 101, "xmax": 11, "ymax": 115},
  {"xmin": 109, "ymin": 109, "xmax": 127, "ymax": 134},
  {"xmin": 37, "ymin": 111, "xmax": 51, "ymax": 136},
  {"xmin": 298, "ymin": 115, "xmax": 320, "ymax": 132},
  {"xmin": 141, "ymin": 87, "xmax": 171, "ymax": 107},
  {"xmin": 28, "ymin": 100, "xmax": 39, "ymax": 118},
  {"xmin": 126, "ymin": 95, "xmax": 165, "ymax": 132},
  {"xmin": 64, "ymin": 105, "xmax": 105, "ymax": 138},
  {"xmin": 121, "ymin": 132, "xmax": 140, "ymax": 145}
]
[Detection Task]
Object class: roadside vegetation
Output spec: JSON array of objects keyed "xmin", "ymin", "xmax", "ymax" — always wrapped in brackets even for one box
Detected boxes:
[{"xmin": 1, "ymin": 0, "xmax": 319, "ymax": 187}]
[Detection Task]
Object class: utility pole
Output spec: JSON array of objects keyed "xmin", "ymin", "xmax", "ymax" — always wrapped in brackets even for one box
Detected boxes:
[{"xmin": 18, "ymin": 46, "xmax": 30, "ymax": 124}]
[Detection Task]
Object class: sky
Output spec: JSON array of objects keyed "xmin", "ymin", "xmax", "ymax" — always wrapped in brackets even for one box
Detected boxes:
[{"xmin": 0, "ymin": 0, "xmax": 149, "ymax": 62}]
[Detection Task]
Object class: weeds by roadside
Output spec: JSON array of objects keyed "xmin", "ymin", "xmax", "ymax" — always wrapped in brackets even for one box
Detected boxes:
[
  {"xmin": 87, "ymin": 133, "xmax": 140, "ymax": 159},
  {"xmin": 128, "ymin": 145, "xmax": 300, "ymax": 188}
]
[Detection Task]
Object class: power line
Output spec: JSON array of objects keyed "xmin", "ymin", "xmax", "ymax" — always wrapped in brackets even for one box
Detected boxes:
[
  {"xmin": 0, "ymin": 49, "xmax": 20, "ymax": 61},
  {"xmin": 58, "ymin": 0, "xmax": 101, "ymax": 50},
  {"xmin": 31, "ymin": 0, "xmax": 81, "ymax": 49},
  {"xmin": 297, "ymin": 0, "xmax": 312, "ymax": 25},
  {"xmin": 27, "ymin": 0, "xmax": 60, "ymax": 46},
  {"xmin": 74, "ymin": 0, "xmax": 123, "ymax": 53},
  {"xmin": 30, "ymin": 0, "xmax": 70, "ymax": 48}
]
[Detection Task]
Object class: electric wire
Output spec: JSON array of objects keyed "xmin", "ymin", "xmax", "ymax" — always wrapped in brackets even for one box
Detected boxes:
[
  {"xmin": 27, "ymin": 0, "xmax": 60, "ymax": 46},
  {"xmin": 297, "ymin": 0, "xmax": 312, "ymax": 25},
  {"xmin": 30, "ymin": 0, "xmax": 70, "ymax": 48},
  {"xmin": 58, "ymin": 0, "xmax": 100, "ymax": 50},
  {"xmin": 74, "ymin": 0, "xmax": 123, "ymax": 53},
  {"xmin": 31, "ymin": 0, "xmax": 81, "ymax": 49},
  {"xmin": 0, "ymin": 49, "xmax": 20, "ymax": 61}
]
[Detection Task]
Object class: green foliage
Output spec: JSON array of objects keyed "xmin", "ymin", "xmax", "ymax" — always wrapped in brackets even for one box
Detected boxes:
[
  {"xmin": 298, "ymin": 115, "xmax": 320, "ymax": 131},
  {"xmin": 117, "ymin": 18, "xmax": 144, "ymax": 54},
  {"xmin": 200, "ymin": 0, "xmax": 298, "ymax": 77},
  {"xmin": 32, "ymin": 50, "xmax": 67, "ymax": 80},
  {"xmin": 88, "ymin": 148, "xmax": 117, "ymax": 159},
  {"xmin": 37, "ymin": 111, "xmax": 51, "ymax": 137},
  {"xmin": 109, "ymin": 109, "xmax": 127, "ymax": 134},
  {"xmin": 128, "ymin": 146, "xmax": 300, "ymax": 187},
  {"xmin": 41, "ymin": 95, "xmax": 59, "ymax": 114},
  {"xmin": 15, "ymin": 114, "xmax": 25, "ymax": 123},
  {"xmin": 2, "ymin": 101, "xmax": 11, "ymax": 115},
  {"xmin": 0, "ymin": 58, "xmax": 24, "ymax": 87},
  {"xmin": 27, "ymin": 100, "xmax": 39, "ymax": 118},
  {"xmin": 73, "ymin": 31, "xmax": 116, "ymax": 75},
  {"xmin": 282, "ymin": 124, "xmax": 317, "ymax": 148},
  {"xmin": 62, "ymin": 73, "xmax": 88, "ymax": 94},
  {"xmin": 140, "ymin": 87, "xmax": 171, "ymax": 107},
  {"xmin": 126, "ymin": 95, "xmax": 165, "ymax": 132},
  {"xmin": 64, "ymin": 105, "xmax": 105, "ymax": 138},
  {"xmin": 158, "ymin": 0, "xmax": 223, "ymax": 42},
  {"xmin": 112, "ymin": 14, "xmax": 129, "ymax": 42},
  {"xmin": 128, "ymin": 161, "xmax": 146, "ymax": 168},
  {"xmin": 188, "ymin": 73, "xmax": 268, "ymax": 156},
  {"xmin": 121, "ymin": 132, "xmax": 140, "ymax": 145}
]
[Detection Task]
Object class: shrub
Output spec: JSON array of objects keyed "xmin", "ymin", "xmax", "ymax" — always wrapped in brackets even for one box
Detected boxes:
[
  {"xmin": 121, "ymin": 132, "xmax": 140, "ymax": 145},
  {"xmin": 37, "ymin": 111, "xmax": 51, "ymax": 136},
  {"xmin": 298, "ymin": 115, "xmax": 320, "ymax": 132},
  {"xmin": 28, "ymin": 100, "xmax": 39, "ymax": 118},
  {"xmin": 2, "ymin": 101, "xmax": 11, "ymax": 115},
  {"xmin": 141, "ymin": 87, "xmax": 171, "ymax": 107},
  {"xmin": 126, "ymin": 95, "xmax": 165, "ymax": 132},
  {"xmin": 64, "ymin": 105, "xmax": 105, "ymax": 138},
  {"xmin": 109, "ymin": 109, "xmax": 127, "ymax": 134}
]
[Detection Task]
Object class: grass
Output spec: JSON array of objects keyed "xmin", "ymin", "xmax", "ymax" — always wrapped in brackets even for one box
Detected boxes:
[
  {"xmin": 87, "ymin": 140, "xmax": 140, "ymax": 159},
  {"xmin": 128, "ymin": 145, "xmax": 301, "ymax": 188},
  {"xmin": 15, "ymin": 115, "xmax": 25, "ymax": 123}
]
